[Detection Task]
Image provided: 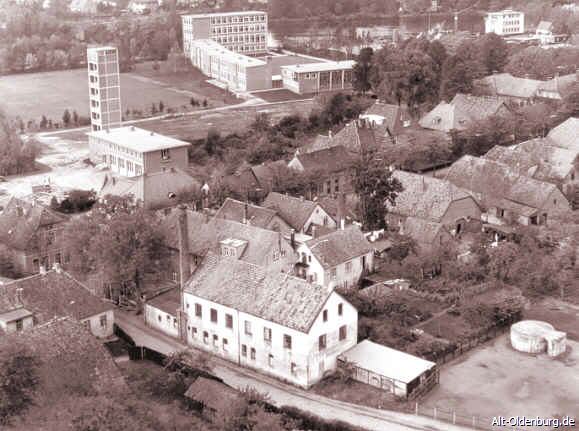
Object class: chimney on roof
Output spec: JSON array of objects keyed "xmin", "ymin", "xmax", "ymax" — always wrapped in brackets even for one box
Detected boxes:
[
  {"xmin": 243, "ymin": 200, "xmax": 249, "ymax": 225},
  {"xmin": 16, "ymin": 288, "xmax": 23, "ymax": 306},
  {"xmin": 337, "ymin": 192, "xmax": 346, "ymax": 230},
  {"xmin": 290, "ymin": 228, "xmax": 296, "ymax": 249},
  {"xmin": 328, "ymin": 130, "xmax": 332, "ymax": 139},
  {"xmin": 52, "ymin": 262, "xmax": 62, "ymax": 273},
  {"xmin": 177, "ymin": 203, "xmax": 190, "ymax": 289}
]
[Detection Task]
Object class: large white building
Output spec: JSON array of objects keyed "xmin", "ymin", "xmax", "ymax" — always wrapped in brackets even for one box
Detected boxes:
[
  {"xmin": 281, "ymin": 61, "xmax": 355, "ymax": 95},
  {"xmin": 182, "ymin": 11, "xmax": 268, "ymax": 57},
  {"xmin": 87, "ymin": 46, "xmax": 121, "ymax": 132},
  {"xmin": 88, "ymin": 126, "xmax": 190, "ymax": 176},
  {"xmin": 484, "ymin": 10, "xmax": 525, "ymax": 35},
  {"xmin": 183, "ymin": 253, "xmax": 358, "ymax": 388}
]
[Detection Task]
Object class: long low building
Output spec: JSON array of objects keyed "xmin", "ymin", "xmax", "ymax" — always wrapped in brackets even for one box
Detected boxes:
[{"xmin": 281, "ymin": 61, "xmax": 355, "ymax": 95}]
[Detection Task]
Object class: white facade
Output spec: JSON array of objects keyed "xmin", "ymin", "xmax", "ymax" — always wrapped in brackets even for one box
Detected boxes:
[
  {"xmin": 82, "ymin": 309, "xmax": 114, "ymax": 338},
  {"xmin": 301, "ymin": 205, "xmax": 336, "ymax": 234},
  {"xmin": 87, "ymin": 46, "xmax": 121, "ymax": 132},
  {"xmin": 182, "ymin": 11, "xmax": 268, "ymax": 57},
  {"xmin": 295, "ymin": 242, "xmax": 374, "ymax": 291},
  {"xmin": 484, "ymin": 10, "xmax": 525, "ymax": 35},
  {"xmin": 145, "ymin": 303, "xmax": 179, "ymax": 338},
  {"xmin": 0, "ymin": 310, "xmax": 34, "ymax": 334},
  {"xmin": 281, "ymin": 61, "xmax": 355, "ymax": 95},
  {"xmin": 183, "ymin": 291, "xmax": 357, "ymax": 388}
]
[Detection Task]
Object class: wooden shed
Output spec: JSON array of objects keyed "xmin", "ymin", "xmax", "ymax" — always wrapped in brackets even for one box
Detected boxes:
[
  {"xmin": 338, "ymin": 340, "xmax": 438, "ymax": 399},
  {"xmin": 184, "ymin": 377, "xmax": 245, "ymax": 421}
]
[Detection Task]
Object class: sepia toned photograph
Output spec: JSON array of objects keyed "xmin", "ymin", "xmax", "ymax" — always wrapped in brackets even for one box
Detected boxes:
[{"xmin": 0, "ymin": 0, "xmax": 577, "ymax": 429}]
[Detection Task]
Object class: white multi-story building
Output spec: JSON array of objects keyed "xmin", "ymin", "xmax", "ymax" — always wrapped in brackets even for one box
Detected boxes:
[
  {"xmin": 183, "ymin": 253, "xmax": 358, "ymax": 388},
  {"xmin": 484, "ymin": 10, "xmax": 525, "ymax": 35},
  {"xmin": 87, "ymin": 46, "xmax": 121, "ymax": 132},
  {"xmin": 182, "ymin": 11, "xmax": 268, "ymax": 57}
]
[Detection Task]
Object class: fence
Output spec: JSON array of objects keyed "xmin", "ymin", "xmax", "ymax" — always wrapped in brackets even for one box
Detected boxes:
[{"xmin": 414, "ymin": 403, "xmax": 528, "ymax": 431}]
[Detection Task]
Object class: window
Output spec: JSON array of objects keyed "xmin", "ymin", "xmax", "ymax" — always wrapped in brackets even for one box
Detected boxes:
[
  {"xmin": 226, "ymin": 313, "xmax": 233, "ymax": 329},
  {"xmin": 16, "ymin": 319, "xmax": 23, "ymax": 332},
  {"xmin": 160, "ymin": 149, "xmax": 171, "ymax": 160},
  {"xmin": 250, "ymin": 347, "xmax": 256, "ymax": 360},
  {"xmin": 345, "ymin": 261, "xmax": 352, "ymax": 273},
  {"xmin": 319, "ymin": 334, "xmax": 327, "ymax": 351},
  {"xmin": 158, "ymin": 314, "xmax": 162, "ymax": 322},
  {"xmin": 100, "ymin": 314, "xmax": 108, "ymax": 328},
  {"xmin": 213, "ymin": 334, "xmax": 218, "ymax": 346},
  {"xmin": 84, "ymin": 320, "xmax": 90, "ymax": 330},
  {"xmin": 339, "ymin": 325, "xmax": 347, "ymax": 341},
  {"xmin": 203, "ymin": 331, "xmax": 209, "ymax": 344},
  {"xmin": 195, "ymin": 304, "xmax": 202, "ymax": 318},
  {"xmin": 223, "ymin": 338, "xmax": 228, "ymax": 350},
  {"xmin": 338, "ymin": 303, "xmax": 343, "ymax": 316},
  {"xmin": 192, "ymin": 327, "xmax": 197, "ymax": 337},
  {"xmin": 263, "ymin": 327, "xmax": 272, "ymax": 343},
  {"xmin": 273, "ymin": 250, "xmax": 280, "ymax": 261},
  {"xmin": 268, "ymin": 354, "xmax": 274, "ymax": 367},
  {"xmin": 210, "ymin": 308, "xmax": 218, "ymax": 323},
  {"xmin": 323, "ymin": 309, "xmax": 328, "ymax": 322},
  {"xmin": 330, "ymin": 268, "xmax": 337, "ymax": 280},
  {"xmin": 46, "ymin": 230, "xmax": 55, "ymax": 245},
  {"xmin": 283, "ymin": 334, "xmax": 292, "ymax": 350},
  {"xmin": 291, "ymin": 362, "xmax": 297, "ymax": 375},
  {"xmin": 245, "ymin": 320, "xmax": 252, "ymax": 336}
]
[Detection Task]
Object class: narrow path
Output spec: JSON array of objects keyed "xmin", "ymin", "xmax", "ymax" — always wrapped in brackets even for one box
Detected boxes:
[{"xmin": 114, "ymin": 311, "xmax": 474, "ymax": 431}]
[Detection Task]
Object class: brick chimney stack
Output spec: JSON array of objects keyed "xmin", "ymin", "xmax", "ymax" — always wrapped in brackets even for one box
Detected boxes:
[
  {"xmin": 177, "ymin": 204, "xmax": 190, "ymax": 341},
  {"xmin": 337, "ymin": 192, "xmax": 346, "ymax": 230}
]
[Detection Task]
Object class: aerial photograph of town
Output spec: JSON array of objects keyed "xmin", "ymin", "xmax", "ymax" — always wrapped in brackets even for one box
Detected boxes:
[{"xmin": 0, "ymin": 0, "xmax": 577, "ymax": 429}]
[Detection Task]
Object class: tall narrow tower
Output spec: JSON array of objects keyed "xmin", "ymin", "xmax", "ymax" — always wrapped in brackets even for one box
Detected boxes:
[{"xmin": 87, "ymin": 46, "xmax": 121, "ymax": 132}]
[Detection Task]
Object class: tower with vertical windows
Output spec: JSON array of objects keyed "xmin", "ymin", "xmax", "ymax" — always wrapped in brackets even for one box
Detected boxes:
[{"xmin": 87, "ymin": 46, "xmax": 121, "ymax": 132}]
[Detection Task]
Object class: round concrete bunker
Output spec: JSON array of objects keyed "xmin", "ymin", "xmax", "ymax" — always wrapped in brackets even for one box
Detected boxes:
[{"xmin": 510, "ymin": 320, "xmax": 567, "ymax": 357}]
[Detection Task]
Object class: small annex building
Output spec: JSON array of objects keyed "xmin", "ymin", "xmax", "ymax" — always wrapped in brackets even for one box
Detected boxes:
[
  {"xmin": 144, "ymin": 288, "xmax": 181, "ymax": 338},
  {"xmin": 338, "ymin": 340, "xmax": 438, "ymax": 399},
  {"xmin": 185, "ymin": 377, "xmax": 244, "ymax": 422}
]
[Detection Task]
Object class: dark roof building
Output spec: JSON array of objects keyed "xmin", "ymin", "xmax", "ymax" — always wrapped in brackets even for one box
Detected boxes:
[
  {"xmin": 214, "ymin": 197, "xmax": 290, "ymax": 232},
  {"xmin": 305, "ymin": 226, "xmax": 373, "ymax": 270},
  {"xmin": 289, "ymin": 145, "xmax": 357, "ymax": 174},
  {"xmin": 475, "ymin": 73, "xmax": 542, "ymax": 101},
  {"xmin": 262, "ymin": 192, "xmax": 335, "ymax": 233},
  {"xmin": 360, "ymin": 101, "xmax": 410, "ymax": 134}
]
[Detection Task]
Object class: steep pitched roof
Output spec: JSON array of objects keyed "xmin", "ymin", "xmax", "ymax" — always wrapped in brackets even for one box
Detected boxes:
[
  {"xmin": 146, "ymin": 288, "xmax": 180, "ymax": 315},
  {"xmin": 476, "ymin": 73, "xmax": 542, "ymax": 99},
  {"xmin": 419, "ymin": 94, "xmax": 507, "ymax": 132},
  {"xmin": 0, "ymin": 270, "xmax": 113, "ymax": 321},
  {"xmin": 515, "ymin": 138, "xmax": 578, "ymax": 169},
  {"xmin": 214, "ymin": 198, "xmax": 279, "ymax": 229},
  {"xmin": 0, "ymin": 197, "xmax": 68, "ymax": 250},
  {"xmin": 445, "ymin": 155, "xmax": 562, "ymax": 211},
  {"xmin": 305, "ymin": 226, "xmax": 373, "ymax": 269},
  {"xmin": 402, "ymin": 217, "xmax": 447, "ymax": 245},
  {"xmin": 262, "ymin": 192, "xmax": 319, "ymax": 231},
  {"xmin": 547, "ymin": 118, "xmax": 579, "ymax": 151},
  {"xmin": 185, "ymin": 253, "xmax": 335, "ymax": 333},
  {"xmin": 0, "ymin": 317, "xmax": 127, "ymax": 393},
  {"xmin": 537, "ymin": 74, "xmax": 577, "ymax": 98},
  {"xmin": 251, "ymin": 160, "xmax": 288, "ymax": 189},
  {"xmin": 361, "ymin": 101, "xmax": 407, "ymax": 133},
  {"xmin": 294, "ymin": 145, "xmax": 357, "ymax": 174},
  {"xmin": 185, "ymin": 377, "xmax": 241, "ymax": 411},
  {"xmin": 297, "ymin": 134, "xmax": 337, "ymax": 155},
  {"xmin": 388, "ymin": 170, "xmax": 472, "ymax": 222},
  {"xmin": 100, "ymin": 168, "xmax": 201, "ymax": 209}
]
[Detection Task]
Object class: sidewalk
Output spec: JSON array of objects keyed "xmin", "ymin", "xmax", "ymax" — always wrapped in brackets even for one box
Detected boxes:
[{"xmin": 115, "ymin": 310, "xmax": 474, "ymax": 431}]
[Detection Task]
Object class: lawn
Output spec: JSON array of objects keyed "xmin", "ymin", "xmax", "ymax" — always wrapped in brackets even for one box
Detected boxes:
[
  {"xmin": 422, "ymin": 335, "xmax": 579, "ymax": 427},
  {"xmin": 0, "ymin": 60, "xmax": 237, "ymax": 123},
  {"xmin": 252, "ymin": 89, "xmax": 313, "ymax": 103}
]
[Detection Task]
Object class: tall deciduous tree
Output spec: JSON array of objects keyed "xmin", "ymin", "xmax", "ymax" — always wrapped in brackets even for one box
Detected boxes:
[
  {"xmin": 478, "ymin": 33, "xmax": 509, "ymax": 74},
  {"xmin": 353, "ymin": 47, "xmax": 374, "ymax": 94},
  {"xmin": 440, "ymin": 41, "xmax": 486, "ymax": 101}
]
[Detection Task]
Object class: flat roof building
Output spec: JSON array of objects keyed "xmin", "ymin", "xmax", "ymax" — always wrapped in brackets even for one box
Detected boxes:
[
  {"xmin": 88, "ymin": 126, "xmax": 190, "ymax": 177},
  {"xmin": 484, "ymin": 10, "xmax": 525, "ymax": 35},
  {"xmin": 281, "ymin": 61, "xmax": 355, "ymax": 95},
  {"xmin": 87, "ymin": 46, "xmax": 121, "ymax": 132},
  {"xmin": 182, "ymin": 11, "xmax": 267, "ymax": 57}
]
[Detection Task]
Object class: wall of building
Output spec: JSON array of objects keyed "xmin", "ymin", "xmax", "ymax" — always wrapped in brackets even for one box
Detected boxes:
[
  {"xmin": 183, "ymin": 291, "xmax": 357, "ymax": 388},
  {"xmin": 82, "ymin": 310, "xmax": 114, "ymax": 338},
  {"xmin": 0, "ymin": 315, "xmax": 34, "ymax": 334},
  {"xmin": 245, "ymin": 63, "xmax": 273, "ymax": 92},
  {"xmin": 440, "ymin": 197, "xmax": 482, "ymax": 228},
  {"xmin": 143, "ymin": 147, "xmax": 189, "ymax": 174},
  {"xmin": 145, "ymin": 304, "xmax": 179, "ymax": 338},
  {"xmin": 302, "ymin": 205, "xmax": 336, "ymax": 234}
]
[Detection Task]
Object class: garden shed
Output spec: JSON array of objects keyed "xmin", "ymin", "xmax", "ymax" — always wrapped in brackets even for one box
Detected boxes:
[{"xmin": 338, "ymin": 340, "xmax": 439, "ymax": 399}]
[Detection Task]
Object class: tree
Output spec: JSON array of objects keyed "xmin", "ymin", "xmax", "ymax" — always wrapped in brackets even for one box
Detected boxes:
[
  {"xmin": 353, "ymin": 47, "xmax": 373, "ymax": 94},
  {"xmin": 62, "ymin": 109, "xmax": 71, "ymax": 127},
  {"xmin": 0, "ymin": 109, "xmax": 40, "ymax": 176},
  {"xmin": 158, "ymin": 100, "xmax": 164, "ymax": 112},
  {"xmin": 40, "ymin": 115, "xmax": 48, "ymax": 129},
  {"xmin": 353, "ymin": 149, "xmax": 403, "ymax": 230},
  {"xmin": 440, "ymin": 41, "xmax": 486, "ymax": 101},
  {"xmin": 204, "ymin": 128, "xmax": 221, "ymax": 156},
  {"xmin": 72, "ymin": 110, "xmax": 79, "ymax": 126},
  {"xmin": 0, "ymin": 343, "xmax": 39, "ymax": 426},
  {"xmin": 151, "ymin": 102, "xmax": 157, "ymax": 115},
  {"xmin": 478, "ymin": 33, "xmax": 509, "ymax": 74}
]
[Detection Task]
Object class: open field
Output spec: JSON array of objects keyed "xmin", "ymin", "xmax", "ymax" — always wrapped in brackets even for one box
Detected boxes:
[
  {"xmin": 0, "ymin": 60, "xmax": 237, "ymax": 122},
  {"xmin": 252, "ymin": 89, "xmax": 314, "ymax": 103},
  {"xmin": 422, "ymin": 334, "xmax": 579, "ymax": 429},
  {"xmin": 525, "ymin": 298, "xmax": 579, "ymax": 341}
]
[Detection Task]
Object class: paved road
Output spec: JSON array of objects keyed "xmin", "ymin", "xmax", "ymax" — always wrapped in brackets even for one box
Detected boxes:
[{"xmin": 115, "ymin": 311, "xmax": 474, "ymax": 431}]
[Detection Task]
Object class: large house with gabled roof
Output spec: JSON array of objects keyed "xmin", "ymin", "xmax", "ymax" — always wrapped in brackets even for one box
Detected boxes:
[
  {"xmin": 183, "ymin": 252, "xmax": 358, "ymax": 388},
  {"xmin": 214, "ymin": 197, "xmax": 292, "ymax": 233}
]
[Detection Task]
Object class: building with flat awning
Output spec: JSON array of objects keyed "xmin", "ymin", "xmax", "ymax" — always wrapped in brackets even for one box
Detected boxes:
[{"xmin": 338, "ymin": 339, "xmax": 438, "ymax": 399}]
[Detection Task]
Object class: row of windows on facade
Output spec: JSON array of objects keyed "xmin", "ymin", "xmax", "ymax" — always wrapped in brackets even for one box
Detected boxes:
[
  {"xmin": 216, "ymin": 35, "xmax": 267, "ymax": 46},
  {"xmin": 85, "ymin": 314, "xmax": 109, "ymax": 330},
  {"xmin": 88, "ymin": 62, "xmax": 119, "ymax": 73},
  {"xmin": 32, "ymin": 250, "xmax": 68, "ymax": 270},
  {"xmin": 295, "ymin": 70, "xmax": 353, "ymax": 82},
  {"xmin": 89, "ymin": 74, "xmax": 120, "ymax": 86},
  {"xmin": 90, "ymin": 99, "xmax": 121, "ymax": 112},
  {"xmin": 211, "ymin": 25, "xmax": 267, "ymax": 34},
  {"xmin": 108, "ymin": 154, "xmax": 143, "ymax": 175},
  {"xmin": 90, "ymin": 87, "xmax": 121, "ymax": 101},
  {"xmin": 189, "ymin": 302, "xmax": 347, "ymax": 349},
  {"xmin": 209, "ymin": 14, "xmax": 266, "ymax": 24}
]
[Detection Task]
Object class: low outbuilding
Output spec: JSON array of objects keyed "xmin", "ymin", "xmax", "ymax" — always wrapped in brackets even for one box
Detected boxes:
[{"xmin": 338, "ymin": 340, "xmax": 438, "ymax": 399}]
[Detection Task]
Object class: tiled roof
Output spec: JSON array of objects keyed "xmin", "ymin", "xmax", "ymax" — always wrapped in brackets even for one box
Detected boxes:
[
  {"xmin": 419, "ymin": 94, "xmax": 506, "ymax": 132},
  {"xmin": 361, "ymin": 101, "xmax": 406, "ymax": 133},
  {"xmin": 316, "ymin": 195, "xmax": 358, "ymax": 221},
  {"xmin": 298, "ymin": 134, "xmax": 336, "ymax": 154},
  {"xmin": 306, "ymin": 226, "xmax": 373, "ymax": 269},
  {"xmin": 185, "ymin": 377, "xmax": 241, "ymax": 411},
  {"xmin": 184, "ymin": 253, "xmax": 333, "ymax": 332},
  {"xmin": 402, "ymin": 217, "xmax": 447, "ymax": 245},
  {"xmin": 0, "ymin": 197, "xmax": 68, "ymax": 250},
  {"xmin": 537, "ymin": 74, "xmax": 577, "ymax": 98},
  {"xmin": 262, "ymin": 192, "xmax": 318, "ymax": 231},
  {"xmin": 476, "ymin": 73, "xmax": 542, "ymax": 99},
  {"xmin": 251, "ymin": 160, "xmax": 288, "ymax": 189},
  {"xmin": 0, "ymin": 270, "xmax": 113, "ymax": 321},
  {"xmin": 547, "ymin": 118, "xmax": 579, "ymax": 151},
  {"xmin": 445, "ymin": 155, "xmax": 561, "ymax": 211},
  {"xmin": 146, "ymin": 288, "xmax": 180, "ymax": 315},
  {"xmin": 100, "ymin": 168, "xmax": 201, "ymax": 209},
  {"xmin": 0, "ymin": 317, "xmax": 127, "ymax": 393},
  {"xmin": 388, "ymin": 170, "xmax": 472, "ymax": 222},
  {"xmin": 161, "ymin": 209, "xmax": 290, "ymax": 264},
  {"xmin": 294, "ymin": 145, "xmax": 357, "ymax": 174},
  {"xmin": 515, "ymin": 138, "xmax": 578, "ymax": 170},
  {"xmin": 214, "ymin": 198, "xmax": 279, "ymax": 229}
]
